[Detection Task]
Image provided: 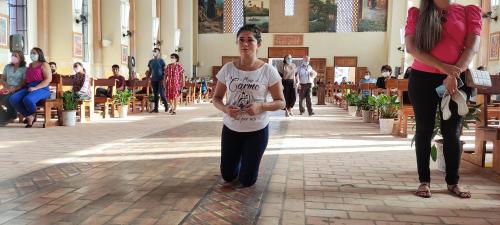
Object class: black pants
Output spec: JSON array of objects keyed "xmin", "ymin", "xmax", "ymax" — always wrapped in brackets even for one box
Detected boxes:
[
  {"xmin": 282, "ymin": 79, "xmax": 296, "ymax": 109},
  {"xmin": 221, "ymin": 125, "xmax": 269, "ymax": 187},
  {"xmin": 409, "ymin": 69, "xmax": 468, "ymax": 185},
  {"xmin": 299, "ymin": 83, "xmax": 313, "ymax": 114},
  {"xmin": 151, "ymin": 80, "xmax": 168, "ymax": 111},
  {"xmin": 0, "ymin": 93, "xmax": 16, "ymax": 123}
]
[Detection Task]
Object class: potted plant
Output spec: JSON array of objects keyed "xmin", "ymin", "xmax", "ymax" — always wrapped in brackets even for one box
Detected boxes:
[
  {"xmin": 114, "ymin": 90, "xmax": 133, "ymax": 118},
  {"xmin": 360, "ymin": 96, "xmax": 376, "ymax": 123},
  {"xmin": 375, "ymin": 94, "xmax": 399, "ymax": 134},
  {"xmin": 345, "ymin": 92, "xmax": 360, "ymax": 117},
  {"xmin": 411, "ymin": 104, "xmax": 480, "ymax": 172},
  {"xmin": 62, "ymin": 91, "xmax": 78, "ymax": 126}
]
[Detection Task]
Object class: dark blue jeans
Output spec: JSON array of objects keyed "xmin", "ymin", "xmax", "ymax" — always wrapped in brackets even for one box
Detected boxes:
[
  {"xmin": 9, "ymin": 81, "xmax": 50, "ymax": 117},
  {"xmin": 221, "ymin": 125, "xmax": 269, "ymax": 187},
  {"xmin": 151, "ymin": 80, "xmax": 168, "ymax": 110}
]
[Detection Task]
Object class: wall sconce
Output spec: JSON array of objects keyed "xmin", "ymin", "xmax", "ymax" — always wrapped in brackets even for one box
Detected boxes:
[
  {"xmin": 482, "ymin": 11, "xmax": 498, "ymax": 22},
  {"xmin": 154, "ymin": 40, "xmax": 162, "ymax": 47},
  {"xmin": 75, "ymin": 14, "xmax": 88, "ymax": 24},
  {"xmin": 397, "ymin": 46, "xmax": 405, "ymax": 53},
  {"xmin": 102, "ymin": 39, "xmax": 112, "ymax": 47},
  {"xmin": 122, "ymin": 30, "xmax": 132, "ymax": 38}
]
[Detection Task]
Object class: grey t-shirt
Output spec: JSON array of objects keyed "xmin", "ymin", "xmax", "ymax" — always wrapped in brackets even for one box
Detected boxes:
[{"xmin": 2, "ymin": 64, "xmax": 26, "ymax": 88}]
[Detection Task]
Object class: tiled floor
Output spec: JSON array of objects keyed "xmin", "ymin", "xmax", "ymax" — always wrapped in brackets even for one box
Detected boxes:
[{"xmin": 0, "ymin": 102, "xmax": 499, "ymax": 225}]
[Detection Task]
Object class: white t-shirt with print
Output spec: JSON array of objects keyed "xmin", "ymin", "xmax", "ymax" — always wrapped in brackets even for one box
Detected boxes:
[{"xmin": 216, "ymin": 62, "xmax": 281, "ymax": 132}]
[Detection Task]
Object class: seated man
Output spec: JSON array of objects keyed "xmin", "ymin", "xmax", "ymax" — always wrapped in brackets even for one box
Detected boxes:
[
  {"xmin": 48, "ymin": 62, "xmax": 61, "ymax": 99},
  {"xmin": 96, "ymin": 64, "xmax": 126, "ymax": 97}
]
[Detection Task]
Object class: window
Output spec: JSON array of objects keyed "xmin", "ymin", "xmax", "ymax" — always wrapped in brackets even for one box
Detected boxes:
[
  {"xmin": 285, "ymin": 0, "xmax": 294, "ymax": 16},
  {"xmin": 493, "ymin": 0, "xmax": 499, "ymax": 8},
  {"xmin": 82, "ymin": 0, "xmax": 89, "ymax": 62},
  {"xmin": 336, "ymin": 0, "xmax": 360, "ymax": 32},
  {"xmin": 121, "ymin": 1, "xmax": 130, "ymax": 33},
  {"xmin": 8, "ymin": 0, "xmax": 28, "ymax": 54}
]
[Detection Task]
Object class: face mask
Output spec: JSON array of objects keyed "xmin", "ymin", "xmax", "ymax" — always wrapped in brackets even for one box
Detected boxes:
[
  {"xmin": 364, "ymin": 75, "xmax": 370, "ymax": 80},
  {"xmin": 303, "ymin": 61, "xmax": 309, "ymax": 66},
  {"xmin": 382, "ymin": 72, "xmax": 390, "ymax": 77},
  {"xmin": 152, "ymin": 52, "xmax": 158, "ymax": 58},
  {"xmin": 287, "ymin": 59, "xmax": 293, "ymax": 64},
  {"xmin": 170, "ymin": 59, "xmax": 177, "ymax": 63},
  {"xmin": 74, "ymin": 67, "xmax": 81, "ymax": 73},
  {"xmin": 30, "ymin": 54, "xmax": 39, "ymax": 62},
  {"xmin": 11, "ymin": 56, "xmax": 19, "ymax": 64}
]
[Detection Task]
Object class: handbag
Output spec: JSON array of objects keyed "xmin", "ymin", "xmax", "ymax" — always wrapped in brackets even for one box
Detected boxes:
[{"xmin": 464, "ymin": 69, "xmax": 492, "ymax": 89}]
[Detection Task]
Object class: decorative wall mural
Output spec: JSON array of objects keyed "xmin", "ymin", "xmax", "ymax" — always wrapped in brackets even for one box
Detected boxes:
[
  {"xmin": 199, "ymin": 0, "xmax": 224, "ymax": 33},
  {"xmin": 309, "ymin": 0, "xmax": 337, "ymax": 32},
  {"xmin": 358, "ymin": 0, "xmax": 387, "ymax": 32},
  {"xmin": 244, "ymin": 0, "xmax": 269, "ymax": 33}
]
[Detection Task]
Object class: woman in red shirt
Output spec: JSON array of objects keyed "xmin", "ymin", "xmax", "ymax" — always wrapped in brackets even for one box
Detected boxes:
[{"xmin": 405, "ymin": 0, "xmax": 481, "ymax": 198}]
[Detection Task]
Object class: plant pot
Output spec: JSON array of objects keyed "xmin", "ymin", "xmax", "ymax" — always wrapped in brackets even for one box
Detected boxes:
[
  {"xmin": 356, "ymin": 107, "xmax": 362, "ymax": 117},
  {"xmin": 362, "ymin": 110, "xmax": 372, "ymax": 123},
  {"xmin": 62, "ymin": 110, "xmax": 77, "ymax": 126},
  {"xmin": 149, "ymin": 102, "xmax": 155, "ymax": 111},
  {"xmin": 118, "ymin": 105, "xmax": 129, "ymax": 118},
  {"xmin": 379, "ymin": 118, "xmax": 394, "ymax": 134},
  {"xmin": 348, "ymin": 105, "xmax": 357, "ymax": 116},
  {"xmin": 434, "ymin": 140, "xmax": 465, "ymax": 172}
]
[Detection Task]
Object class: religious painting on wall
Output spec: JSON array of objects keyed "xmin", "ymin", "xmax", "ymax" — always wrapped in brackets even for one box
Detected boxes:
[
  {"xmin": 199, "ymin": 0, "xmax": 224, "ymax": 33},
  {"xmin": 309, "ymin": 0, "xmax": 337, "ymax": 32},
  {"xmin": 489, "ymin": 32, "xmax": 500, "ymax": 61},
  {"xmin": 358, "ymin": 0, "xmax": 388, "ymax": 32},
  {"xmin": 244, "ymin": 0, "xmax": 269, "ymax": 33}
]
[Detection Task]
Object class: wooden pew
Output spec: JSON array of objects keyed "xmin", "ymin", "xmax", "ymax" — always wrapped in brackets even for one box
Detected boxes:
[
  {"xmin": 358, "ymin": 83, "xmax": 377, "ymax": 96},
  {"xmin": 129, "ymin": 79, "xmax": 150, "ymax": 113},
  {"xmin": 340, "ymin": 84, "xmax": 358, "ymax": 109},
  {"xmin": 37, "ymin": 78, "xmax": 63, "ymax": 128},
  {"xmin": 93, "ymin": 79, "xmax": 116, "ymax": 118},
  {"xmin": 462, "ymin": 76, "xmax": 500, "ymax": 174},
  {"xmin": 61, "ymin": 76, "xmax": 95, "ymax": 123}
]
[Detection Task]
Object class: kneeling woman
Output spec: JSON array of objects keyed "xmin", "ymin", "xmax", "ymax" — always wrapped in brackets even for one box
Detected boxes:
[
  {"xmin": 9, "ymin": 48, "xmax": 52, "ymax": 128},
  {"xmin": 212, "ymin": 24, "xmax": 285, "ymax": 187}
]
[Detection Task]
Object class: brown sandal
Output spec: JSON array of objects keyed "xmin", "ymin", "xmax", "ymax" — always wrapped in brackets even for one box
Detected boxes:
[
  {"xmin": 447, "ymin": 185, "xmax": 471, "ymax": 198},
  {"xmin": 415, "ymin": 183, "xmax": 431, "ymax": 198}
]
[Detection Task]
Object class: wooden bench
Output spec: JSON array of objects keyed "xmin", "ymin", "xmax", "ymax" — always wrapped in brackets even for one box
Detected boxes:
[
  {"xmin": 462, "ymin": 76, "xmax": 500, "ymax": 174},
  {"xmin": 93, "ymin": 79, "xmax": 116, "ymax": 118},
  {"xmin": 394, "ymin": 79, "xmax": 413, "ymax": 137},
  {"xmin": 61, "ymin": 76, "xmax": 95, "ymax": 123},
  {"xmin": 129, "ymin": 79, "xmax": 150, "ymax": 113},
  {"xmin": 340, "ymin": 84, "xmax": 358, "ymax": 109},
  {"xmin": 358, "ymin": 83, "xmax": 377, "ymax": 97},
  {"xmin": 19, "ymin": 77, "xmax": 63, "ymax": 127}
]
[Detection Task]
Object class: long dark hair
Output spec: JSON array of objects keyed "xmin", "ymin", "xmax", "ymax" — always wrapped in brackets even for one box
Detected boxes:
[
  {"xmin": 31, "ymin": 47, "xmax": 47, "ymax": 63},
  {"xmin": 283, "ymin": 54, "xmax": 291, "ymax": 65},
  {"xmin": 414, "ymin": 0, "xmax": 443, "ymax": 52}
]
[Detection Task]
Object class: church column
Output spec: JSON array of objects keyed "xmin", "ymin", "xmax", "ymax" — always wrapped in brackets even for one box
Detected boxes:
[
  {"xmin": 160, "ymin": 0, "xmax": 177, "ymax": 56},
  {"xmin": 135, "ymin": 0, "xmax": 156, "ymax": 74},
  {"xmin": 178, "ymin": 0, "xmax": 193, "ymax": 78}
]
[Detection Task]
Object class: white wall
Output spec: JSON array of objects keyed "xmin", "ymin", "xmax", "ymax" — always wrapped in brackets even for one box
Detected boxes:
[{"xmin": 197, "ymin": 32, "xmax": 387, "ymax": 77}]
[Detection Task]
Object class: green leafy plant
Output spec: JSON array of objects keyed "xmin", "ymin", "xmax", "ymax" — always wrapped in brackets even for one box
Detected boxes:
[
  {"xmin": 114, "ymin": 90, "xmax": 133, "ymax": 106},
  {"xmin": 345, "ymin": 92, "xmax": 361, "ymax": 107},
  {"xmin": 375, "ymin": 94, "xmax": 399, "ymax": 119},
  {"xmin": 411, "ymin": 104, "xmax": 481, "ymax": 161},
  {"xmin": 360, "ymin": 95, "xmax": 376, "ymax": 111},
  {"xmin": 62, "ymin": 91, "xmax": 78, "ymax": 111}
]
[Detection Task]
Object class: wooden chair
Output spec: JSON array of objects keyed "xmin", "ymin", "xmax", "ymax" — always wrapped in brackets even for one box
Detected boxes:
[
  {"xmin": 395, "ymin": 79, "xmax": 414, "ymax": 138},
  {"xmin": 462, "ymin": 76, "xmax": 500, "ymax": 174},
  {"xmin": 358, "ymin": 83, "xmax": 377, "ymax": 96},
  {"xmin": 61, "ymin": 76, "xmax": 95, "ymax": 123},
  {"xmin": 93, "ymin": 79, "xmax": 117, "ymax": 118},
  {"xmin": 340, "ymin": 84, "xmax": 358, "ymax": 109},
  {"xmin": 129, "ymin": 79, "xmax": 150, "ymax": 113},
  {"xmin": 36, "ymin": 78, "xmax": 63, "ymax": 128}
]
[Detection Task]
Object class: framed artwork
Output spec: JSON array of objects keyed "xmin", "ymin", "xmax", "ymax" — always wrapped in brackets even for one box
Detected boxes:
[
  {"xmin": 73, "ymin": 33, "xmax": 83, "ymax": 58},
  {"xmin": 0, "ymin": 14, "xmax": 9, "ymax": 48},
  {"xmin": 489, "ymin": 32, "xmax": 500, "ymax": 61},
  {"xmin": 121, "ymin": 45, "xmax": 129, "ymax": 64}
]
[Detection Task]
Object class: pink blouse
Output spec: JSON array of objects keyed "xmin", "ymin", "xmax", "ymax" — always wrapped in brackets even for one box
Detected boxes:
[
  {"xmin": 25, "ymin": 63, "xmax": 44, "ymax": 84},
  {"xmin": 405, "ymin": 4, "xmax": 482, "ymax": 74}
]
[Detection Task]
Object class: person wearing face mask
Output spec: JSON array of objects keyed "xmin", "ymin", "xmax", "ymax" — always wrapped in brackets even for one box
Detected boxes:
[
  {"xmin": 71, "ymin": 62, "xmax": 92, "ymax": 100},
  {"xmin": 9, "ymin": 47, "xmax": 52, "ymax": 128},
  {"xmin": 359, "ymin": 71, "xmax": 375, "ymax": 97},
  {"xmin": 297, "ymin": 55, "xmax": 317, "ymax": 116},
  {"xmin": 0, "ymin": 50, "xmax": 27, "ymax": 125},
  {"xmin": 147, "ymin": 48, "xmax": 168, "ymax": 113},
  {"xmin": 376, "ymin": 65, "xmax": 393, "ymax": 89},
  {"xmin": 281, "ymin": 54, "xmax": 298, "ymax": 117},
  {"xmin": 165, "ymin": 53, "xmax": 185, "ymax": 115}
]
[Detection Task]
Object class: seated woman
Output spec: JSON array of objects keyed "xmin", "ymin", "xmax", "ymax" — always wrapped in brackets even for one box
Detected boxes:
[
  {"xmin": 9, "ymin": 47, "xmax": 52, "ymax": 128},
  {"xmin": 376, "ymin": 65, "xmax": 392, "ymax": 89},
  {"xmin": 72, "ymin": 62, "xmax": 92, "ymax": 100},
  {"xmin": 0, "ymin": 50, "xmax": 27, "ymax": 124}
]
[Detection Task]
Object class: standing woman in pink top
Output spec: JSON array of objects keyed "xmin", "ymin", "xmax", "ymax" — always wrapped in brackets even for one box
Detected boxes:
[
  {"xmin": 405, "ymin": 0, "xmax": 481, "ymax": 198},
  {"xmin": 9, "ymin": 48, "xmax": 52, "ymax": 128}
]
